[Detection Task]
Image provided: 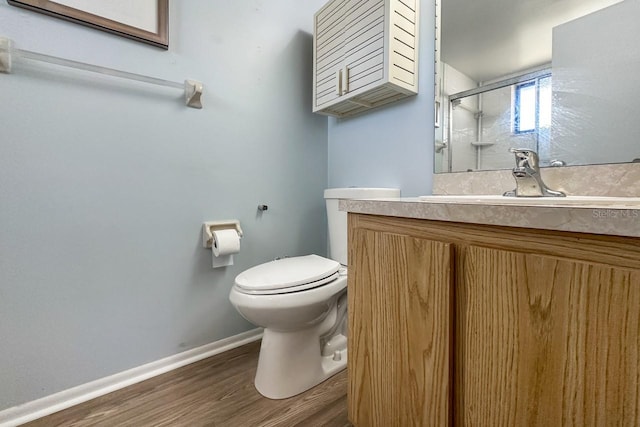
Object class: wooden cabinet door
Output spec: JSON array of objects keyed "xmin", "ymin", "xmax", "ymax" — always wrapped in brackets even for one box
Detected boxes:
[
  {"xmin": 348, "ymin": 225, "xmax": 453, "ymax": 427},
  {"xmin": 457, "ymin": 245, "xmax": 640, "ymax": 426}
]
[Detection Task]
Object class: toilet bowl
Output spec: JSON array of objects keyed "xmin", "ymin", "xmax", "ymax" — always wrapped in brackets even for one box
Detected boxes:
[
  {"xmin": 228, "ymin": 187, "xmax": 401, "ymax": 399},
  {"xmin": 229, "ymin": 255, "xmax": 348, "ymax": 399}
]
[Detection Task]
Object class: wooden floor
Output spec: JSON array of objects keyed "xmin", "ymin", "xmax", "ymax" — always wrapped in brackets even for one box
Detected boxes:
[{"xmin": 23, "ymin": 340, "xmax": 351, "ymax": 427}]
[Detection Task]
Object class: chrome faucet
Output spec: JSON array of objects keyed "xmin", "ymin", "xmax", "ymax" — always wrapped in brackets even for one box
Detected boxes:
[{"xmin": 503, "ymin": 148, "xmax": 566, "ymax": 197}]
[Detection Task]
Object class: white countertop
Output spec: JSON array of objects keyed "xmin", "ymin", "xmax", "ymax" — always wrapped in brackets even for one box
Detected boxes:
[{"xmin": 340, "ymin": 196, "xmax": 640, "ymax": 238}]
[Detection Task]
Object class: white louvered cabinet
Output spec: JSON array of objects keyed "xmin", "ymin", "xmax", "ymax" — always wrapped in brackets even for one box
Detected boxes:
[{"xmin": 313, "ymin": 0, "xmax": 419, "ymax": 118}]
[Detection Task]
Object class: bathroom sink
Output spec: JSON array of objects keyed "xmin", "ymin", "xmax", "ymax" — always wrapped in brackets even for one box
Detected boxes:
[{"xmin": 417, "ymin": 195, "xmax": 640, "ymax": 208}]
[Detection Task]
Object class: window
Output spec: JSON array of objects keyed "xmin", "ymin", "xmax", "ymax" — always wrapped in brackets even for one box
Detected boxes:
[{"xmin": 513, "ymin": 75, "xmax": 551, "ymax": 134}]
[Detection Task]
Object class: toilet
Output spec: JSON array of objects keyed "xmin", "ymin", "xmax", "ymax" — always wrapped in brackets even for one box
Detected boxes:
[{"xmin": 228, "ymin": 187, "xmax": 401, "ymax": 399}]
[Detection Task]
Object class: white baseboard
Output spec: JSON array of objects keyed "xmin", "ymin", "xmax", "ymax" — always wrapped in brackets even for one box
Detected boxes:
[{"xmin": 0, "ymin": 328, "xmax": 263, "ymax": 427}]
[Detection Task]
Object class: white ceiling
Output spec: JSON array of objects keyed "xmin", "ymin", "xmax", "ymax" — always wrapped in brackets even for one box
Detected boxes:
[{"xmin": 441, "ymin": 0, "xmax": 623, "ymax": 82}]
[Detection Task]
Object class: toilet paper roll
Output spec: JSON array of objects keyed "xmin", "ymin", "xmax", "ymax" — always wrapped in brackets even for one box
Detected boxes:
[
  {"xmin": 211, "ymin": 229, "xmax": 241, "ymax": 268},
  {"xmin": 212, "ymin": 229, "xmax": 241, "ymax": 256}
]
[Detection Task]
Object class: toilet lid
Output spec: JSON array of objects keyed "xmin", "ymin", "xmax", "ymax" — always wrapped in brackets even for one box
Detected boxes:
[{"xmin": 234, "ymin": 254, "xmax": 340, "ymax": 294}]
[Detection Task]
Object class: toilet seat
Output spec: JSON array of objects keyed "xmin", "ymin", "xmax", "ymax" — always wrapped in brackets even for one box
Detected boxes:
[{"xmin": 234, "ymin": 254, "xmax": 340, "ymax": 295}]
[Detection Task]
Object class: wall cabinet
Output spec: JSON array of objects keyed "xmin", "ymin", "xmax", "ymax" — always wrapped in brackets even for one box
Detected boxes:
[
  {"xmin": 313, "ymin": 0, "xmax": 419, "ymax": 118},
  {"xmin": 348, "ymin": 214, "xmax": 640, "ymax": 426}
]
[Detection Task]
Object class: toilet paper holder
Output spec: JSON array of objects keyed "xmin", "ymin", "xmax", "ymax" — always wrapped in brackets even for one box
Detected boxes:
[{"xmin": 202, "ymin": 220, "xmax": 243, "ymax": 248}]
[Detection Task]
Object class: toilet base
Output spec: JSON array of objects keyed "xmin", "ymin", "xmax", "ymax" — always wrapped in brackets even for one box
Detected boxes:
[{"xmin": 254, "ymin": 326, "xmax": 347, "ymax": 399}]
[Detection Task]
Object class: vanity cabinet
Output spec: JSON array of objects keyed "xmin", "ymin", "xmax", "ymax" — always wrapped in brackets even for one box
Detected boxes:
[
  {"xmin": 313, "ymin": 0, "xmax": 419, "ymax": 118},
  {"xmin": 348, "ymin": 213, "xmax": 640, "ymax": 426}
]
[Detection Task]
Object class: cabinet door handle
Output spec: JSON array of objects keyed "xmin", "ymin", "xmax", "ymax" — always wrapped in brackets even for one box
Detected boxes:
[
  {"xmin": 336, "ymin": 69, "xmax": 343, "ymax": 96},
  {"xmin": 342, "ymin": 66, "xmax": 349, "ymax": 94}
]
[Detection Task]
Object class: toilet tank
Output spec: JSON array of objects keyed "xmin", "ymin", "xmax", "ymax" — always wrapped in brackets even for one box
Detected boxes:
[{"xmin": 324, "ymin": 187, "xmax": 401, "ymax": 265}]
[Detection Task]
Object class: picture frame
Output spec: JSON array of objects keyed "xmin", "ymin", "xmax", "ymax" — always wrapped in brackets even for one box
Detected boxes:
[{"xmin": 7, "ymin": 0, "xmax": 169, "ymax": 49}]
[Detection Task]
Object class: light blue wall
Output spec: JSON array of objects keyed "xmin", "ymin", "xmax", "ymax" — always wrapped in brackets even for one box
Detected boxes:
[
  {"xmin": 0, "ymin": 0, "xmax": 327, "ymax": 410},
  {"xmin": 327, "ymin": 1, "xmax": 435, "ymax": 197}
]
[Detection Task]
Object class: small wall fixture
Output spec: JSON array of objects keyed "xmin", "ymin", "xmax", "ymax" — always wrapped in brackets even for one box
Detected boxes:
[
  {"xmin": 202, "ymin": 220, "xmax": 244, "ymax": 249},
  {"xmin": 202, "ymin": 220, "xmax": 243, "ymax": 269},
  {"xmin": 185, "ymin": 80, "xmax": 203, "ymax": 109}
]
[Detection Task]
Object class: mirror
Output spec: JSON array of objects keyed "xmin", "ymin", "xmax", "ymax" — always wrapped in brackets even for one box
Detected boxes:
[{"xmin": 435, "ymin": 0, "xmax": 640, "ymax": 173}]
